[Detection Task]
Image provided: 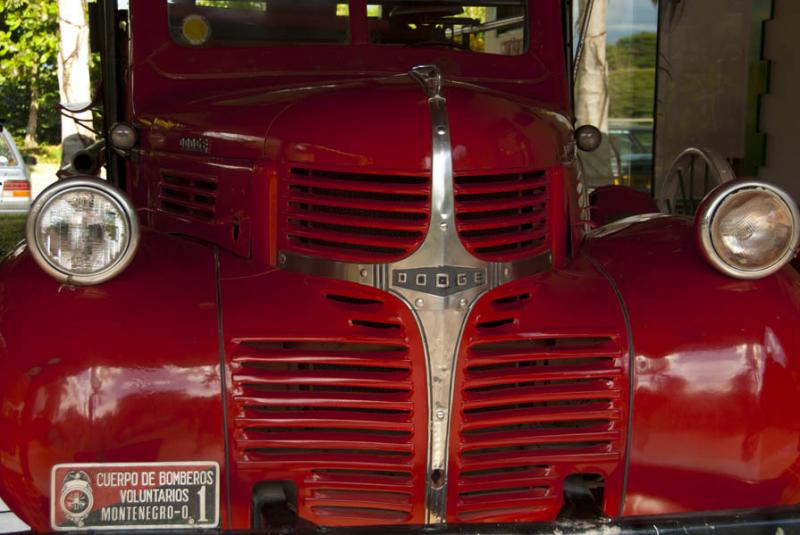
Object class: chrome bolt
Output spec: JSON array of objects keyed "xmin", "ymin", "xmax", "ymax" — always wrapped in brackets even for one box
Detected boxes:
[
  {"xmin": 415, "ymin": 298, "xmax": 424, "ymax": 308},
  {"xmin": 459, "ymin": 298, "xmax": 468, "ymax": 309},
  {"xmin": 436, "ymin": 409, "xmax": 446, "ymax": 420},
  {"xmin": 436, "ymin": 126, "xmax": 447, "ymax": 136},
  {"xmin": 439, "ymin": 222, "xmax": 448, "ymax": 232},
  {"xmin": 360, "ymin": 268, "xmax": 369, "ymax": 278},
  {"xmin": 278, "ymin": 253, "xmax": 287, "ymax": 265},
  {"xmin": 504, "ymin": 267, "xmax": 511, "ymax": 278}
]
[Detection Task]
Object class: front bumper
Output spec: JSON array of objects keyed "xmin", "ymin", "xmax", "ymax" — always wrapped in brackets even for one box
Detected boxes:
[
  {"xmin": 7, "ymin": 506, "xmax": 800, "ymax": 535},
  {"xmin": 277, "ymin": 506, "xmax": 800, "ymax": 535}
]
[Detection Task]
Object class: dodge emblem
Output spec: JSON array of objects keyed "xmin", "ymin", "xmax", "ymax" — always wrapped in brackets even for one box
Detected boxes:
[{"xmin": 392, "ymin": 266, "xmax": 486, "ymax": 297}]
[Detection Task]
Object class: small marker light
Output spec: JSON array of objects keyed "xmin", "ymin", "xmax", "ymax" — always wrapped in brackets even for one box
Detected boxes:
[
  {"xmin": 575, "ymin": 125, "xmax": 602, "ymax": 152},
  {"xmin": 110, "ymin": 123, "xmax": 137, "ymax": 150}
]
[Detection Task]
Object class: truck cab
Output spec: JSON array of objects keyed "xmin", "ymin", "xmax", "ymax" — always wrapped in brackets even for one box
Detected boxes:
[{"xmin": 1, "ymin": 1, "xmax": 800, "ymax": 533}]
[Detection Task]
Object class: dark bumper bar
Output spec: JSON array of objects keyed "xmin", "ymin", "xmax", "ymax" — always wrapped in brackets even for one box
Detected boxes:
[{"xmin": 14, "ymin": 506, "xmax": 800, "ymax": 535}]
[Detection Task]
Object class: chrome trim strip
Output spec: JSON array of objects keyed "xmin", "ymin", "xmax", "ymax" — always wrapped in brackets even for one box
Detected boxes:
[{"xmin": 277, "ymin": 65, "xmax": 552, "ymax": 524}]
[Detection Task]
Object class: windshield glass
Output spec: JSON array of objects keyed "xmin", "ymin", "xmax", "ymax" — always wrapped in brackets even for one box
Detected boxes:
[
  {"xmin": 167, "ymin": 0, "xmax": 527, "ymax": 55},
  {"xmin": 0, "ymin": 135, "xmax": 18, "ymax": 167},
  {"xmin": 168, "ymin": 0, "xmax": 350, "ymax": 45},
  {"xmin": 367, "ymin": 2, "xmax": 526, "ymax": 54}
]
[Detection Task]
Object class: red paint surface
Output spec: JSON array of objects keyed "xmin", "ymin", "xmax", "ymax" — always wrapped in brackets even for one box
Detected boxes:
[
  {"xmin": 0, "ymin": 234, "xmax": 227, "ymax": 530},
  {"xmin": 589, "ymin": 186, "xmax": 659, "ymax": 227},
  {"xmin": 586, "ymin": 216, "xmax": 800, "ymax": 515}
]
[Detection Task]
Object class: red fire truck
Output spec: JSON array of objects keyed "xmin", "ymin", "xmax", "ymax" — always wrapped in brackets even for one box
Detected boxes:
[{"xmin": 1, "ymin": 1, "xmax": 799, "ymax": 533}]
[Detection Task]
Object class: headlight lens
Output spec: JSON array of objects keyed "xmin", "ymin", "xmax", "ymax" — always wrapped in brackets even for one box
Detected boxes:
[
  {"xmin": 697, "ymin": 181, "xmax": 799, "ymax": 279},
  {"xmin": 26, "ymin": 178, "xmax": 139, "ymax": 285}
]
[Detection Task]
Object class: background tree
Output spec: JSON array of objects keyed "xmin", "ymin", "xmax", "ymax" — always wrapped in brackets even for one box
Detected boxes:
[
  {"xmin": 607, "ymin": 32, "xmax": 657, "ymax": 118},
  {"xmin": 0, "ymin": 0, "xmax": 60, "ymax": 148},
  {"xmin": 57, "ymin": 0, "xmax": 94, "ymax": 144}
]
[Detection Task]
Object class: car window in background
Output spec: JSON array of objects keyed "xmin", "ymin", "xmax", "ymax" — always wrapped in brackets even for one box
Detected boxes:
[
  {"xmin": 0, "ymin": 135, "xmax": 18, "ymax": 167},
  {"xmin": 573, "ymin": 0, "xmax": 658, "ymax": 193}
]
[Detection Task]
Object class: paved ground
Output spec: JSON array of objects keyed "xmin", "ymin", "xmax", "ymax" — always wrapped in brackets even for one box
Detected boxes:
[
  {"xmin": 0, "ymin": 498, "xmax": 29, "ymax": 533},
  {"xmin": 30, "ymin": 163, "xmax": 59, "ymax": 199}
]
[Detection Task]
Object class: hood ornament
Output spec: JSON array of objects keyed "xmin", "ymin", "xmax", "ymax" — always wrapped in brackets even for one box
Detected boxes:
[{"xmin": 410, "ymin": 65, "xmax": 444, "ymax": 100}]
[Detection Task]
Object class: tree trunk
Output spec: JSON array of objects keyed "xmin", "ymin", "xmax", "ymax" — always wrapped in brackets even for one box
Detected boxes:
[
  {"xmin": 24, "ymin": 72, "xmax": 40, "ymax": 149},
  {"xmin": 57, "ymin": 0, "xmax": 94, "ymax": 158},
  {"xmin": 575, "ymin": 0, "xmax": 611, "ymax": 186}
]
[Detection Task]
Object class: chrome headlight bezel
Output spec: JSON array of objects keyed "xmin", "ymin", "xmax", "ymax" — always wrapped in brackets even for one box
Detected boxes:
[
  {"xmin": 25, "ymin": 177, "xmax": 140, "ymax": 286},
  {"xmin": 696, "ymin": 180, "xmax": 800, "ymax": 279}
]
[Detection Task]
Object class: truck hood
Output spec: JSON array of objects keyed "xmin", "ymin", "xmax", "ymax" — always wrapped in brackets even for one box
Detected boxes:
[{"xmin": 137, "ymin": 76, "xmax": 571, "ymax": 174}]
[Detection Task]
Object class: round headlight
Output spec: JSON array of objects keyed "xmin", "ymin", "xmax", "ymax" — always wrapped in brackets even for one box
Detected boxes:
[
  {"xmin": 110, "ymin": 122, "xmax": 137, "ymax": 150},
  {"xmin": 697, "ymin": 180, "xmax": 800, "ymax": 279},
  {"xmin": 25, "ymin": 178, "xmax": 140, "ymax": 285}
]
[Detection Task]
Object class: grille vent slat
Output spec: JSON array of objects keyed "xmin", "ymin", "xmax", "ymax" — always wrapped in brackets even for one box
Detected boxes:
[
  {"xmin": 232, "ymin": 292, "xmax": 424, "ymax": 526},
  {"xmin": 450, "ymin": 291, "xmax": 625, "ymax": 523},
  {"xmin": 285, "ymin": 168, "xmax": 430, "ymax": 262},
  {"xmin": 455, "ymin": 170, "xmax": 549, "ymax": 261},
  {"xmin": 158, "ymin": 174, "xmax": 217, "ymax": 221}
]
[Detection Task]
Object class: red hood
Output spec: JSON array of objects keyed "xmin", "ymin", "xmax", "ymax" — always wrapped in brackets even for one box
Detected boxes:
[{"xmin": 137, "ymin": 76, "xmax": 571, "ymax": 174}]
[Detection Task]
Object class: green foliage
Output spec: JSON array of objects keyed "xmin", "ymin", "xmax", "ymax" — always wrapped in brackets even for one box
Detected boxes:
[
  {"xmin": 22, "ymin": 143, "xmax": 61, "ymax": 165},
  {"xmin": 0, "ymin": 215, "xmax": 26, "ymax": 256},
  {"xmin": 607, "ymin": 32, "xmax": 657, "ymax": 119},
  {"xmin": 0, "ymin": 0, "xmax": 61, "ymax": 145},
  {"xmin": 607, "ymin": 32, "xmax": 657, "ymax": 70},
  {"xmin": 0, "ymin": 79, "xmax": 60, "ymax": 143},
  {"xmin": 196, "ymin": 0, "xmax": 266, "ymax": 10},
  {"xmin": 609, "ymin": 68, "xmax": 655, "ymax": 118}
]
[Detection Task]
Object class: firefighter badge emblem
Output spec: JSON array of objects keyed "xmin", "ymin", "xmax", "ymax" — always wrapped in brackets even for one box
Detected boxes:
[{"xmin": 59, "ymin": 471, "xmax": 94, "ymax": 527}]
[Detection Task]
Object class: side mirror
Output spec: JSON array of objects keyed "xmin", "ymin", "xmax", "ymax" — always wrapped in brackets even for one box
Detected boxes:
[
  {"xmin": 23, "ymin": 155, "xmax": 38, "ymax": 166},
  {"xmin": 575, "ymin": 125, "xmax": 602, "ymax": 152}
]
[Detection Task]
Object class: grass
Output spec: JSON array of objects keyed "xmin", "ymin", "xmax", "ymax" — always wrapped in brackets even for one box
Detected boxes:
[
  {"xmin": 0, "ymin": 215, "xmax": 27, "ymax": 256},
  {"xmin": 20, "ymin": 143, "xmax": 61, "ymax": 166}
]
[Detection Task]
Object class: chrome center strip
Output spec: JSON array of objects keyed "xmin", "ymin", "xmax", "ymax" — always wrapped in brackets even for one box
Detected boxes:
[{"xmin": 278, "ymin": 65, "xmax": 551, "ymax": 524}]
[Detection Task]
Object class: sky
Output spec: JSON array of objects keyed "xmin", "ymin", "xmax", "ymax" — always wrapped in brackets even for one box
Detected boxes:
[{"xmin": 606, "ymin": 0, "xmax": 659, "ymax": 42}]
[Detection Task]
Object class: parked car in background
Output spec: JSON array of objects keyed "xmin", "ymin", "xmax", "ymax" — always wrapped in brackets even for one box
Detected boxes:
[
  {"xmin": 0, "ymin": 127, "xmax": 33, "ymax": 212},
  {"xmin": 609, "ymin": 121, "xmax": 653, "ymax": 192}
]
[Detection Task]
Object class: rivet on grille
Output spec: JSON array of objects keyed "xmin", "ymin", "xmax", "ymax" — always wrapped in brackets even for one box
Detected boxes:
[
  {"xmin": 459, "ymin": 298, "xmax": 468, "ymax": 309},
  {"xmin": 359, "ymin": 268, "xmax": 369, "ymax": 278},
  {"xmin": 415, "ymin": 298, "xmax": 424, "ymax": 308}
]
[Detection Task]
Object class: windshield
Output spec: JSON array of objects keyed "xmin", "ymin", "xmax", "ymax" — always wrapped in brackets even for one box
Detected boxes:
[
  {"xmin": 0, "ymin": 135, "xmax": 18, "ymax": 167},
  {"xmin": 167, "ymin": 0, "xmax": 527, "ymax": 55}
]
